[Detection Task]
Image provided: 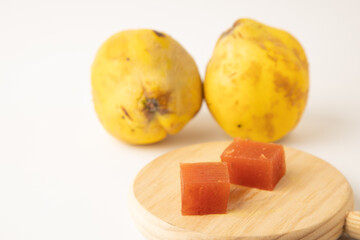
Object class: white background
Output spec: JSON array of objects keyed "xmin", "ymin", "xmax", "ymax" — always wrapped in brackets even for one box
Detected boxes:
[{"xmin": 1, "ymin": 0, "xmax": 360, "ymax": 239}]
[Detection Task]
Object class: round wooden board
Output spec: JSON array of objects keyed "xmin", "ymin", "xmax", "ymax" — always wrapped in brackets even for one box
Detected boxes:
[{"xmin": 129, "ymin": 141, "xmax": 354, "ymax": 240}]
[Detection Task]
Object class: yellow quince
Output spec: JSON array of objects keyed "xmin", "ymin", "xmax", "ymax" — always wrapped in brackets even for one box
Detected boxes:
[
  {"xmin": 91, "ymin": 29, "xmax": 202, "ymax": 144},
  {"xmin": 204, "ymin": 19, "xmax": 309, "ymax": 142}
]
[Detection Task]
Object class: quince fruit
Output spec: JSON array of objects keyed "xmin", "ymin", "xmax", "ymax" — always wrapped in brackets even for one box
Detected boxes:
[
  {"xmin": 204, "ymin": 19, "xmax": 309, "ymax": 142},
  {"xmin": 91, "ymin": 30, "xmax": 202, "ymax": 144}
]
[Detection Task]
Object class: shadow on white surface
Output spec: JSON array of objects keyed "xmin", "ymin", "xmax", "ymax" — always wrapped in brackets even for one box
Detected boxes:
[
  {"xmin": 278, "ymin": 109, "xmax": 348, "ymax": 147},
  {"xmin": 129, "ymin": 104, "xmax": 351, "ymax": 157},
  {"xmin": 136, "ymin": 106, "xmax": 231, "ymax": 152}
]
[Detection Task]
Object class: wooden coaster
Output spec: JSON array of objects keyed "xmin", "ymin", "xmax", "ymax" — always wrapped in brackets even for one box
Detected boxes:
[{"xmin": 129, "ymin": 141, "xmax": 354, "ymax": 239}]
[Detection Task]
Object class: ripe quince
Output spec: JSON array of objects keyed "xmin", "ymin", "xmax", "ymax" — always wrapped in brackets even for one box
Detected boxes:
[
  {"xmin": 204, "ymin": 19, "xmax": 309, "ymax": 142},
  {"xmin": 91, "ymin": 30, "xmax": 202, "ymax": 144}
]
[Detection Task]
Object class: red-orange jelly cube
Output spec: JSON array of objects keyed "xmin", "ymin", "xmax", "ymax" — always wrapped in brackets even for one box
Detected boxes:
[
  {"xmin": 221, "ymin": 138, "xmax": 286, "ymax": 191},
  {"xmin": 180, "ymin": 162, "xmax": 230, "ymax": 215}
]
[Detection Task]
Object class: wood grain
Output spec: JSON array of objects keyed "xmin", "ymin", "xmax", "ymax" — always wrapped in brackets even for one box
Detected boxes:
[
  {"xmin": 129, "ymin": 141, "xmax": 354, "ymax": 239},
  {"xmin": 345, "ymin": 211, "xmax": 360, "ymax": 239}
]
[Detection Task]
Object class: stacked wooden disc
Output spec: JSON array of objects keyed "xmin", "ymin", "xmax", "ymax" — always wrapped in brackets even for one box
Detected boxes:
[{"xmin": 129, "ymin": 141, "xmax": 355, "ymax": 239}]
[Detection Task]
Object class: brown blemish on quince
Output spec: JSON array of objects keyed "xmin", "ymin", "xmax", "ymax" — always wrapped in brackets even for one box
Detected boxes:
[
  {"xmin": 242, "ymin": 62, "xmax": 262, "ymax": 85},
  {"xmin": 264, "ymin": 113, "xmax": 275, "ymax": 139},
  {"xmin": 257, "ymin": 42, "xmax": 266, "ymax": 50},
  {"xmin": 142, "ymin": 91, "xmax": 171, "ymax": 121},
  {"xmin": 255, "ymin": 35, "xmax": 286, "ymax": 52},
  {"xmin": 219, "ymin": 20, "xmax": 244, "ymax": 41},
  {"xmin": 153, "ymin": 30, "xmax": 165, "ymax": 38},
  {"xmin": 252, "ymin": 114, "xmax": 275, "ymax": 140},
  {"xmin": 274, "ymin": 72, "xmax": 308, "ymax": 107},
  {"xmin": 292, "ymin": 48, "xmax": 308, "ymax": 70},
  {"xmin": 233, "ymin": 19, "xmax": 243, "ymax": 28},
  {"xmin": 237, "ymin": 32, "xmax": 243, "ymax": 38},
  {"xmin": 267, "ymin": 54, "xmax": 278, "ymax": 62},
  {"xmin": 121, "ymin": 106, "xmax": 133, "ymax": 121},
  {"xmin": 220, "ymin": 27, "xmax": 234, "ymax": 40}
]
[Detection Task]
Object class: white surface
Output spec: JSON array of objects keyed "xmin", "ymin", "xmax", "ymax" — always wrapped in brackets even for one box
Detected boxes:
[{"xmin": 1, "ymin": 0, "xmax": 360, "ymax": 239}]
